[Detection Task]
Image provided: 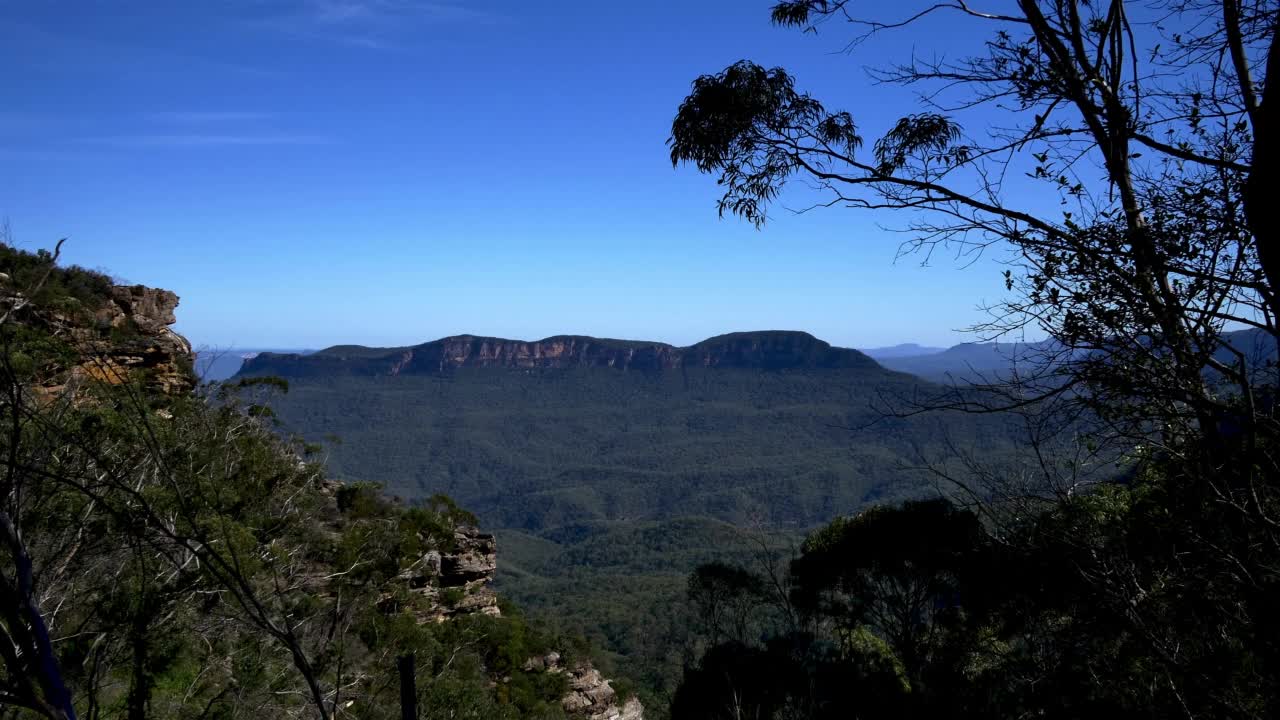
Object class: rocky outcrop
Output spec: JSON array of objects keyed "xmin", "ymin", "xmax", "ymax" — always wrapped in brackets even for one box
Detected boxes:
[
  {"xmin": 315, "ymin": 488, "xmax": 641, "ymax": 717},
  {"xmin": 401, "ymin": 526, "xmax": 501, "ymax": 621},
  {"xmin": 309, "ymin": 479, "xmax": 501, "ymax": 622},
  {"xmin": 525, "ymin": 652, "xmax": 645, "ymax": 720},
  {"xmin": 315, "ymin": 480, "xmax": 641, "ymax": 717},
  {"xmin": 8, "ymin": 280, "xmax": 197, "ymax": 398},
  {"xmin": 240, "ymin": 331, "xmax": 882, "ymax": 378},
  {"xmin": 439, "ymin": 526, "xmax": 498, "ymax": 584},
  {"xmin": 80, "ymin": 285, "xmax": 195, "ymax": 395},
  {"xmin": 563, "ymin": 665, "xmax": 645, "ymax": 720},
  {"xmin": 106, "ymin": 284, "xmax": 181, "ymax": 333}
]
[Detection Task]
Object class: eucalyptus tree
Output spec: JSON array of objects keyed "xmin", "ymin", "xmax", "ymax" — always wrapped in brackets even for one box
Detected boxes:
[
  {"xmin": 670, "ymin": 1, "xmax": 1280, "ymax": 716},
  {"xmin": 670, "ymin": 0, "xmax": 1275, "ymax": 444}
]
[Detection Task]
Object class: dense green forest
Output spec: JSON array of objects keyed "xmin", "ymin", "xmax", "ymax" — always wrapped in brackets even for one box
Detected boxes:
[
  {"xmin": 237, "ymin": 359, "xmax": 1041, "ymax": 712},
  {"xmin": 495, "ymin": 517, "xmax": 803, "ymax": 715},
  {"xmin": 243, "ymin": 367, "xmax": 1028, "ymax": 529}
]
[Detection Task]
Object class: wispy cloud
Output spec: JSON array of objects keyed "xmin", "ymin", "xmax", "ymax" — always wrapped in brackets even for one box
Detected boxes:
[
  {"xmin": 0, "ymin": 17, "xmax": 280, "ymax": 78},
  {"xmin": 76, "ymin": 134, "xmax": 331, "ymax": 148},
  {"xmin": 307, "ymin": 0, "xmax": 493, "ymax": 25},
  {"xmin": 255, "ymin": 0, "xmax": 504, "ymax": 50},
  {"xmin": 6, "ymin": 109, "xmax": 324, "ymax": 150},
  {"xmin": 144, "ymin": 111, "xmax": 278, "ymax": 124}
]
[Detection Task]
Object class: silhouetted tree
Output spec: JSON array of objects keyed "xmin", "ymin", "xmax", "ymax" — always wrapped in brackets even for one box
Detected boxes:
[
  {"xmin": 0, "ymin": 239, "xmax": 79, "ymax": 720},
  {"xmin": 790, "ymin": 499, "xmax": 984, "ymax": 690},
  {"xmin": 670, "ymin": 0, "xmax": 1276, "ymax": 449}
]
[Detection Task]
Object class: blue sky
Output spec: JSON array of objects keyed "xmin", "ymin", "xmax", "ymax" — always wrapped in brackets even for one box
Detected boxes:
[{"xmin": 1, "ymin": 0, "xmax": 1033, "ymax": 350}]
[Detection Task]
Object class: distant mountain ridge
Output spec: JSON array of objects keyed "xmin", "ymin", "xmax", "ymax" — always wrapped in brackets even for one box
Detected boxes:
[
  {"xmin": 876, "ymin": 339, "xmax": 1058, "ymax": 381},
  {"xmin": 238, "ymin": 330, "xmax": 884, "ymax": 377},
  {"xmin": 875, "ymin": 328, "xmax": 1273, "ymax": 382}
]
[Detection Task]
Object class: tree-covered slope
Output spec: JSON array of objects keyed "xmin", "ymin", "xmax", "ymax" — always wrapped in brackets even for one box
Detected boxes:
[{"xmin": 0, "ymin": 243, "xmax": 645, "ymax": 720}]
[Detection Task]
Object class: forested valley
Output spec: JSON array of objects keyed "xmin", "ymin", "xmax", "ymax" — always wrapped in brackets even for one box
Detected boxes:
[{"xmin": 3, "ymin": 0, "xmax": 1279, "ymax": 717}]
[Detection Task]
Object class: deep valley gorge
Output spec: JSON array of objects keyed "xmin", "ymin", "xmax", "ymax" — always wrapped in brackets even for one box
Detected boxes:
[{"xmin": 6, "ymin": 0, "xmax": 1278, "ymax": 715}]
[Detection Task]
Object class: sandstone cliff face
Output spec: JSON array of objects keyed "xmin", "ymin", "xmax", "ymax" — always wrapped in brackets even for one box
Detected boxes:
[
  {"xmin": 241, "ymin": 330, "xmax": 881, "ymax": 378},
  {"xmin": 404, "ymin": 336, "xmax": 683, "ymax": 373},
  {"xmin": 10, "ymin": 281, "xmax": 197, "ymax": 398},
  {"xmin": 82, "ymin": 285, "xmax": 195, "ymax": 395}
]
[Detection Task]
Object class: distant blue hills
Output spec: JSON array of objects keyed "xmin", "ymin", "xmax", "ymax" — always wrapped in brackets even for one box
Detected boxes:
[
  {"xmin": 867, "ymin": 328, "xmax": 1274, "ymax": 383},
  {"xmin": 859, "ymin": 343, "xmax": 947, "ymax": 359}
]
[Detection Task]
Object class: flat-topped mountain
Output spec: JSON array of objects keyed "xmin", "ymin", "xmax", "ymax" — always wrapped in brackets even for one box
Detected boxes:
[
  {"xmin": 237, "ymin": 330, "xmax": 883, "ymax": 377},
  {"xmin": 230, "ymin": 330, "xmax": 1026, "ymax": 532}
]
